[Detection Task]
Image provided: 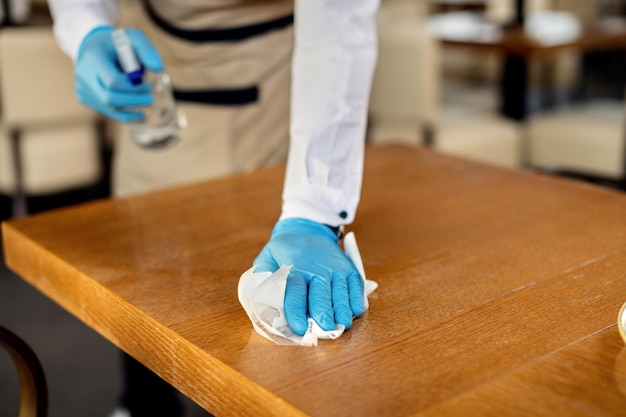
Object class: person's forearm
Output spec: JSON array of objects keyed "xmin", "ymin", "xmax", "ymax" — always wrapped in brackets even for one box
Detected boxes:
[
  {"xmin": 48, "ymin": 0, "xmax": 118, "ymax": 60},
  {"xmin": 281, "ymin": 0, "xmax": 380, "ymax": 227}
]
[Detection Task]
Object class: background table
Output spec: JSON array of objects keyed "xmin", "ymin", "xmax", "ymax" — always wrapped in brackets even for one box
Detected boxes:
[
  {"xmin": 437, "ymin": 20, "xmax": 626, "ymax": 121},
  {"xmin": 4, "ymin": 145, "xmax": 626, "ymax": 416}
]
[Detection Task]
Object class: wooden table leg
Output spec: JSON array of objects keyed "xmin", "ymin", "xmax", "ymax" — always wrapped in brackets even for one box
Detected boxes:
[{"xmin": 500, "ymin": 54, "xmax": 529, "ymax": 122}]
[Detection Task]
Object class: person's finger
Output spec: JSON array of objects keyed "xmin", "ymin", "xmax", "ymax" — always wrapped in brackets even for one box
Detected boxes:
[
  {"xmin": 284, "ymin": 271, "xmax": 309, "ymax": 335},
  {"xmin": 331, "ymin": 271, "xmax": 353, "ymax": 329},
  {"xmin": 308, "ymin": 273, "xmax": 335, "ymax": 331},
  {"xmin": 87, "ymin": 54, "xmax": 151, "ymax": 93},
  {"xmin": 76, "ymin": 80, "xmax": 144, "ymax": 123},
  {"xmin": 78, "ymin": 65, "xmax": 152, "ymax": 109},
  {"xmin": 347, "ymin": 269, "xmax": 365, "ymax": 317},
  {"xmin": 127, "ymin": 28, "xmax": 165, "ymax": 73},
  {"xmin": 95, "ymin": 78, "xmax": 153, "ymax": 107}
]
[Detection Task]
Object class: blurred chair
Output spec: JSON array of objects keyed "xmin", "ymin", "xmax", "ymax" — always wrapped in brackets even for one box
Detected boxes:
[
  {"xmin": 527, "ymin": 99, "xmax": 626, "ymax": 181},
  {"xmin": 0, "ymin": 327, "xmax": 48, "ymax": 417},
  {"xmin": 368, "ymin": 8, "xmax": 439, "ymax": 146},
  {"xmin": 369, "ymin": 4, "xmax": 522, "ymax": 169},
  {"xmin": 436, "ymin": 100, "xmax": 522, "ymax": 169},
  {"xmin": 0, "ymin": 0, "xmax": 31, "ymax": 26},
  {"xmin": 522, "ymin": 0, "xmax": 626, "ymax": 180},
  {"xmin": 0, "ymin": 27, "xmax": 103, "ymax": 217},
  {"xmin": 551, "ymin": 0, "xmax": 601, "ymax": 24},
  {"xmin": 378, "ymin": 0, "xmax": 431, "ymax": 18}
]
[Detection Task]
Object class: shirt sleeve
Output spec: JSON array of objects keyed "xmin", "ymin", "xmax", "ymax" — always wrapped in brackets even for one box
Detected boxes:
[
  {"xmin": 280, "ymin": 0, "xmax": 380, "ymax": 227},
  {"xmin": 48, "ymin": 0, "xmax": 118, "ymax": 61}
]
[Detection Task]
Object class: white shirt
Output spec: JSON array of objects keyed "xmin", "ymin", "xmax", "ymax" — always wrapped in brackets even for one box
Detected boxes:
[{"xmin": 48, "ymin": 0, "xmax": 379, "ymax": 227}]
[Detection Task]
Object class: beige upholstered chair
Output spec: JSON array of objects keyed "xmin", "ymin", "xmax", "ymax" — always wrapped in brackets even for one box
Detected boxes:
[
  {"xmin": 528, "ymin": 100, "xmax": 626, "ymax": 180},
  {"xmin": 0, "ymin": 27, "xmax": 102, "ymax": 216},
  {"xmin": 436, "ymin": 103, "xmax": 522, "ymax": 169},
  {"xmin": 521, "ymin": 1, "xmax": 625, "ymax": 180},
  {"xmin": 368, "ymin": 8, "xmax": 439, "ymax": 146},
  {"xmin": 369, "ymin": 5, "xmax": 522, "ymax": 169}
]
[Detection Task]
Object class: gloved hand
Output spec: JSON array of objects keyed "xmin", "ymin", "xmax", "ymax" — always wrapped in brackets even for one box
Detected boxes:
[
  {"xmin": 254, "ymin": 218, "xmax": 365, "ymax": 336},
  {"xmin": 75, "ymin": 26, "xmax": 164, "ymax": 122}
]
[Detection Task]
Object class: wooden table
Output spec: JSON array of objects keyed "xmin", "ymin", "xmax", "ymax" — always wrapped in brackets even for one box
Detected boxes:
[{"xmin": 4, "ymin": 145, "xmax": 626, "ymax": 416}]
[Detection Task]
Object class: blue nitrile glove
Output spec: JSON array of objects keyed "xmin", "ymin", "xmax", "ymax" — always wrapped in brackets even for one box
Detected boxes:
[
  {"xmin": 253, "ymin": 218, "xmax": 365, "ymax": 336},
  {"xmin": 75, "ymin": 26, "xmax": 164, "ymax": 122}
]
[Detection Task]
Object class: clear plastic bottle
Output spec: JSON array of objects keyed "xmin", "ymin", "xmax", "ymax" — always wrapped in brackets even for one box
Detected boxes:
[
  {"xmin": 128, "ymin": 71, "xmax": 186, "ymax": 149},
  {"xmin": 112, "ymin": 28, "xmax": 186, "ymax": 149}
]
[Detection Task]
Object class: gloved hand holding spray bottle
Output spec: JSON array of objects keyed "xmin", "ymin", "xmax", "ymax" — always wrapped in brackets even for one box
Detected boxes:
[{"xmin": 111, "ymin": 28, "xmax": 186, "ymax": 149}]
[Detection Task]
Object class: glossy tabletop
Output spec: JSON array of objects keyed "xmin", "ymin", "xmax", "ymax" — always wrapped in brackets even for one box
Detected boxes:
[{"xmin": 4, "ymin": 145, "xmax": 626, "ymax": 416}]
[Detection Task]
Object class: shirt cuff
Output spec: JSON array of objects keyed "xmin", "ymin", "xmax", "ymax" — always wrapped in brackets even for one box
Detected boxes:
[{"xmin": 280, "ymin": 184, "xmax": 359, "ymax": 227}]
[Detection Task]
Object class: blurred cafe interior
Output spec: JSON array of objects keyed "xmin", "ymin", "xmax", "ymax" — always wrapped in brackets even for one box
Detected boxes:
[{"xmin": 1, "ymin": 0, "xmax": 625, "ymax": 218}]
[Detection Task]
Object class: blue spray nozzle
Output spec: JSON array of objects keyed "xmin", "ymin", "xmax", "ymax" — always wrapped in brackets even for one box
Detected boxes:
[{"xmin": 112, "ymin": 28, "xmax": 143, "ymax": 85}]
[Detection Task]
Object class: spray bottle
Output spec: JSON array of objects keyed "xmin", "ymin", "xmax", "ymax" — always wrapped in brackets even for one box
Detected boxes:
[{"xmin": 111, "ymin": 28, "xmax": 186, "ymax": 149}]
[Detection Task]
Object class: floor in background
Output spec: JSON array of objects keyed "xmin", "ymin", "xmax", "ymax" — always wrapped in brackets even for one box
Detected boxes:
[{"xmin": 0, "ymin": 194, "xmax": 211, "ymax": 417}]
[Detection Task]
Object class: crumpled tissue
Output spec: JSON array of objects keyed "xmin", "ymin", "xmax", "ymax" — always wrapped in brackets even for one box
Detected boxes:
[{"xmin": 238, "ymin": 232, "xmax": 378, "ymax": 346}]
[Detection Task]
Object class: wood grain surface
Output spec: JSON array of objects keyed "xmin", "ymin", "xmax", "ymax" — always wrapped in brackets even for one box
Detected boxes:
[{"xmin": 3, "ymin": 145, "xmax": 626, "ymax": 416}]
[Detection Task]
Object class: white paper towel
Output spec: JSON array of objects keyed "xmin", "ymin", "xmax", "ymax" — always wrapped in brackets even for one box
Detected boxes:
[{"xmin": 238, "ymin": 232, "xmax": 378, "ymax": 346}]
